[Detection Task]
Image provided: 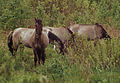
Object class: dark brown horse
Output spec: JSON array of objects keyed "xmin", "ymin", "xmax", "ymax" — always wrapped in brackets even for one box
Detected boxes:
[
  {"xmin": 32, "ymin": 19, "xmax": 47, "ymax": 65},
  {"xmin": 8, "ymin": 19, "xmax": 64, "ymax": 66},
  {"xmin": 69, "ymin": 23, "xmax": 111, "ymax": 40}
]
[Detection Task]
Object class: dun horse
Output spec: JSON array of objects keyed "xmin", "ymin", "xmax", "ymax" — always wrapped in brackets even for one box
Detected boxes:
[
  {"xmin": 45, "ymin": 23, "xmax": 111, "ymax": 53},
  {"xmin": 44, "ymin": 26, "xmax": 75, "ymax": 54},
  {"xmin": 8, "ymin": 19, "xmax": 63, "ymax": 66},
  {"xmin": 69, "ymin": 23, "xmax": 111, "ymax": 40},
  {"xmin": 32, "ymin": 19, "xmax": 48, "ymax": 66}
]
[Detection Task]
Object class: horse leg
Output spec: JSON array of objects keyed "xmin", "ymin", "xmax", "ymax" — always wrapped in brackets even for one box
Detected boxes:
[
  {"xmin": 59, "ymin": 46, "xmax": 64, "ymax": 55},
  {"xmin": 13, "ymin": 43, "xmax": 18, "ymax": 56},
  {"xmin": 33, "ymin": 49, "xmax": 37, "ymax": 66},
  {"xmin": 94, "ymin": 39, "xmax": 98, "ymax": 46},
  {"xmin": 37, "ymin": 49, "xmax": 42, "ymax": 64},
  {"xmin": 58, "ymin": 42, "xmax": 64, "ymax": 55},
  {"xmin": 19, "ymin": 44, "xmax": 24, "ymax": 53},
  {"xmin": 41, "ymin": 49, "xmax": 46, "ymax": 65}
]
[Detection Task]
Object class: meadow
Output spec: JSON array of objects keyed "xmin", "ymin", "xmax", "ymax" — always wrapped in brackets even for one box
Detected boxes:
[{"xmin": 0, "ymin": 0, "xmax": 120, "ymax": 83}]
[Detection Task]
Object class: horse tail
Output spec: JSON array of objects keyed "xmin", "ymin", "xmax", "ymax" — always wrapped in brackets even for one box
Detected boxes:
[
  {"xmin": 8, "ymin": 31, "xmax": 14, "ymax": 54},
  {"xmin": 95, "ymin": 23, "xmax": 111, "ymax": 39}
]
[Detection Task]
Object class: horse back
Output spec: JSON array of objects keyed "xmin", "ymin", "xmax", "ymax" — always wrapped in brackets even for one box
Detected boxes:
[
  {"xmin": 69, "ymin": 24, "xmax": 107, "ymax": 40},
  {"xmin": 49, "ymin": 27, "xmax": 70, "ymax": 43},
  {"xmin": 13, "ymin": 28, "xmax": 35, "ymax": 48}
]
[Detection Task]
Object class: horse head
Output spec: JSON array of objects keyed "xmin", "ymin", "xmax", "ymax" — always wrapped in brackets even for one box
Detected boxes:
[{"xmin": 35, "ymin": 18, "xmax": 43, "ymax": 36}]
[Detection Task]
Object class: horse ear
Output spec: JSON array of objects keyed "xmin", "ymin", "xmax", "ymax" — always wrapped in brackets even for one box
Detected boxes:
[{"xmin": 35, "ymin": 18, "xmax": 38, "ymax": 23}]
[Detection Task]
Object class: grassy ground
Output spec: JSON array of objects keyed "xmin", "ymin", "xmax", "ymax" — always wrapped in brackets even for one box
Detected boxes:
[{"xmin": 0, "ymin": 27, "xmax": 120, "ymax": 83}]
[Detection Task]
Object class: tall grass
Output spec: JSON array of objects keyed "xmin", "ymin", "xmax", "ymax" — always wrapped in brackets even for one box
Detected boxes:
[{"xmin": 0, "ymin": 30, "xmax": 120, "ymax": 83}]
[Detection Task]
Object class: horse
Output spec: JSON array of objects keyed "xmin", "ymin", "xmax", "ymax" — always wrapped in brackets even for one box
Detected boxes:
[
  {"xmin": 44, "ymin": 23, "xmax": 111, "ymax": 54},
  {"xmin": 69, "ymin": 23, "xmax": 111, "ymax": 40},
  {"xmin": 44, "ymin": 26, "xmax": 75, "ymax": 54},
  {"xmin": 8, "ymin": 19, "xmax": 64, "ymax": 66},
  {"xmin": 32, "ymin": 19, "xmax": 48, "ymax": 65}
]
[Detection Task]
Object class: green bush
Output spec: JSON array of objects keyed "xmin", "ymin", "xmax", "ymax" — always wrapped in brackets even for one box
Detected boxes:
[
  {"xmin": 0, "ymin": 0, "xmax": 34, "ymax": 29},
  {"xmin": 1, "ymin": 0, "xmax": 120, "ymax": 29}
]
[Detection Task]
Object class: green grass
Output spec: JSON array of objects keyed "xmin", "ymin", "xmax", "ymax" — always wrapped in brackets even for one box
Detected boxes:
[
  {"xmin": 91, "ymin": 72, "xmax": 120, "ymax": 83},
  {"xmin": 0, "ymin": 30, "xmax": 120, "ymax": 83}
]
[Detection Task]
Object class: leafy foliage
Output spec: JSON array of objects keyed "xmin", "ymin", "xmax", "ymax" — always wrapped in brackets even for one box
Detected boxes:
[
  {"xmin": 0, "ymin": 0, "xmax": 120, "ymax": 83},
  {"xmin": 0, "ymin": 0, "xmax": 120, "ymax": 29}
]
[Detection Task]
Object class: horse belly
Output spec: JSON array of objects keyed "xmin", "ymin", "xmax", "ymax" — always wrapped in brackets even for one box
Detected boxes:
[
  {"xmin": 78, "ymin": 29, "xmax": 87, "ymax": 35},
  {"xmin": 78, "ymin": 28, "xmax": 95, "ymax": 40},
  {"xmin": 20, "ymin": 32, "xmax": 33, "ymax": 48},
  {"xmin": 22, "ymin": 42, "xmax": 32, "ymax": 48},
  {"xmin": 86, "ymin": 31, "xmax": 95, "ymax": 40}
]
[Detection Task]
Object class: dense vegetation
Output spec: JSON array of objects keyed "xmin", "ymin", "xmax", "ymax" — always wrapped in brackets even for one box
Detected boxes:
[
  {"xmin": 0, "ymin": 0, "xmax": 120, "ymax": 83},
  {"xmin": 0, "ymin": 0, "xmax": 120, "ymax": 29}
]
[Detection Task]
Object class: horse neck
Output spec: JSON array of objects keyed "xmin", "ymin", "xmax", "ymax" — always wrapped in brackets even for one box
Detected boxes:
[
  {"xmin": 35, "ymin": 33, "xmax": 41, "ymax": 44},
  {"xmin": 35, "ymin": 27, "xmax": 42, "ymax": 43}
]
